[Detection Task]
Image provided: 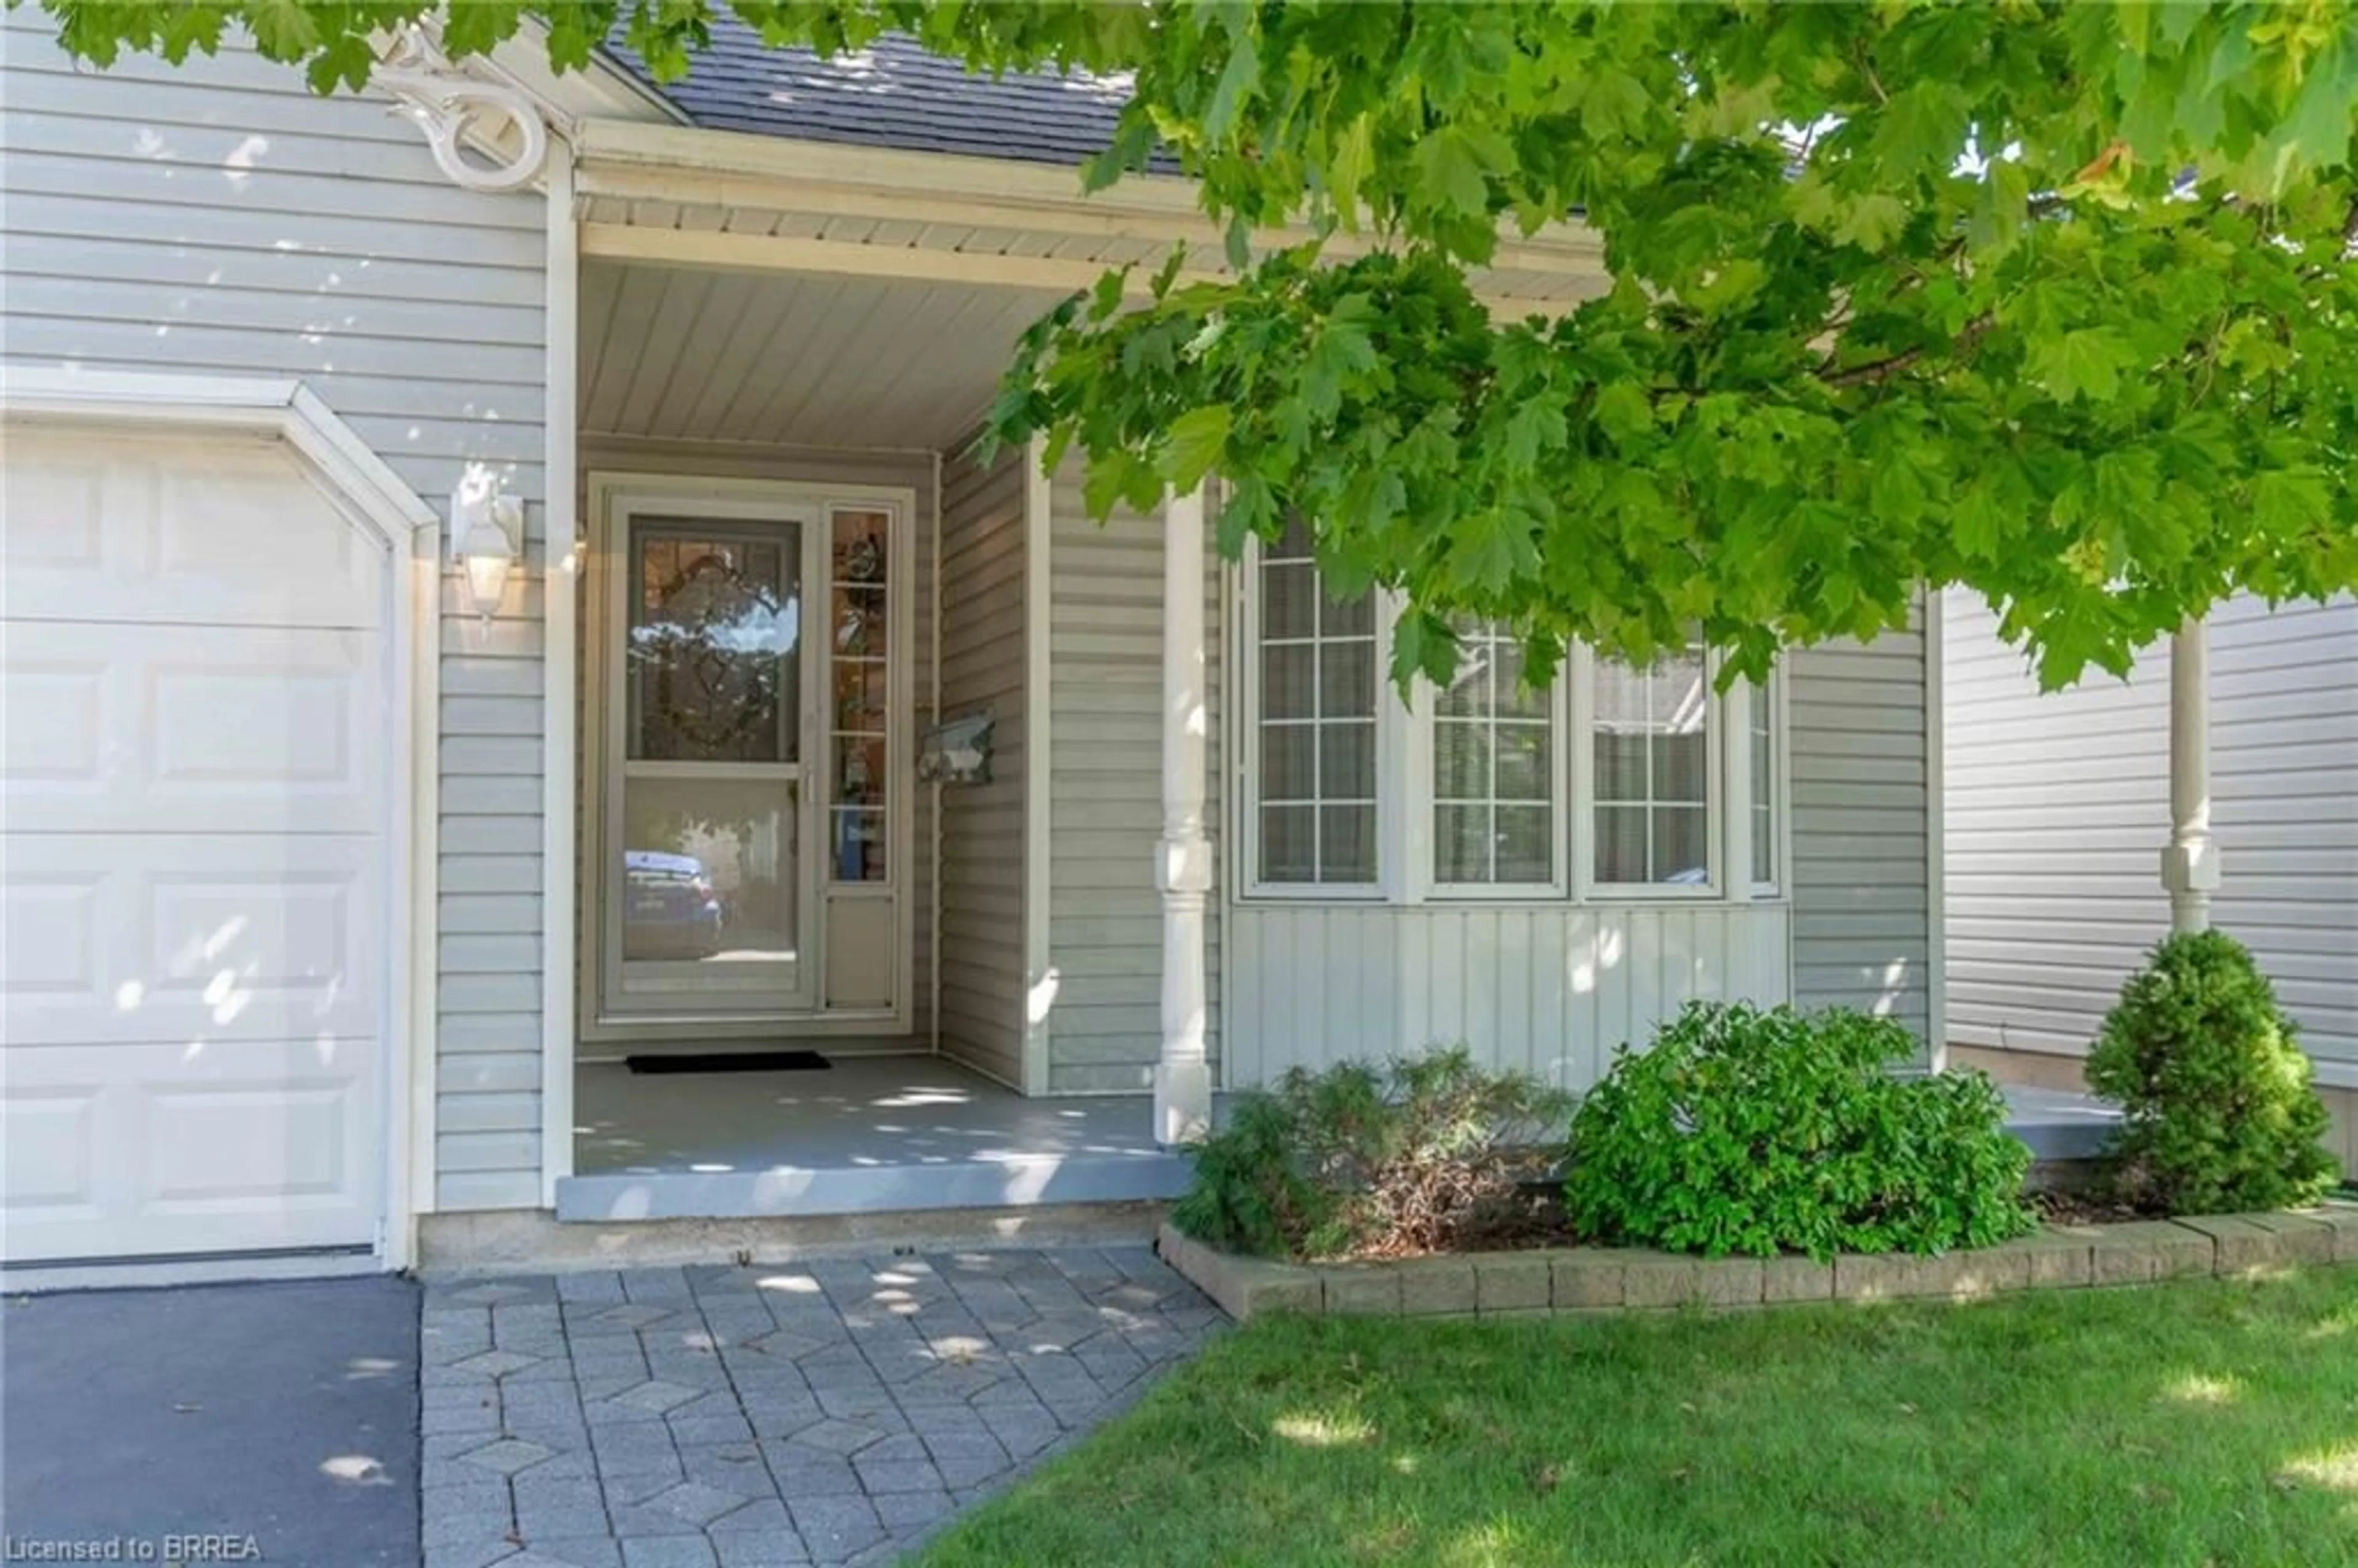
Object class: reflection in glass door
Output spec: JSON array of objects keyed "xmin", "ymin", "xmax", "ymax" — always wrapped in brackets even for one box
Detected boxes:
[{"xmin": 612, "ymin": 517, "xmax": 812, "ymax": 1009}]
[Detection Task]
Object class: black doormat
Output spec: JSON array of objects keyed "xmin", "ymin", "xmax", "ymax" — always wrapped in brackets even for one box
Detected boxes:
[{"xmin": 625, "ymin": 1050, "xmax": 832, "ymax": 1075}]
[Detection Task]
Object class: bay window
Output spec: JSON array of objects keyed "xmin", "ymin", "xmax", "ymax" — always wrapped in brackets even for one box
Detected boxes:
[{"xmin": 1239, "ymin": 553, "xmax": 1776, "ymax": 902}]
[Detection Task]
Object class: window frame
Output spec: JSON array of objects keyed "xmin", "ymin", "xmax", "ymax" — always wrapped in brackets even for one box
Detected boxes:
[
  {"xmin": 1746, "ymin": 669, "xmax": 1788, "ymax": 897},
  {"xmin": 1576, "ymin": 642, "xmax": 1727, "ymax": 902},
  {"xmin": 1418, "ymin": 622, "xmax": 1570, "ymax": 901},
  {"xmin": 1237, "ymin": 532, "xmax": 1395, "ymax": 901}
]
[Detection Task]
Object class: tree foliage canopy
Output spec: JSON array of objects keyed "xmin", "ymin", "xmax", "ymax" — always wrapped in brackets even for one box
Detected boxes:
[{"xmin": 39, "ymin": 1, "xmax": 2358, "ymax": 685}]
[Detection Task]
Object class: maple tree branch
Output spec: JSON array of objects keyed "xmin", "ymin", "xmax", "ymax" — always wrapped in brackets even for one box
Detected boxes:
[{"xmin": 1816, "ymin": 312, "xmax": 1996, "ymax": 387}]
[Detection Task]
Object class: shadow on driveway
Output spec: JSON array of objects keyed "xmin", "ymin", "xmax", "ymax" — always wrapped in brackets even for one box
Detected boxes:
[{"xmin": 2, "ymin": 1275, "xmax": 420, "ymax": 1566}]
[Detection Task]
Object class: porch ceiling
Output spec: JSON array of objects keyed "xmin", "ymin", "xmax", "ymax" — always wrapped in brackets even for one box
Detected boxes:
[{"xmin": 579, "ymin": 258, "xmax": 1066, "ymax": 451}]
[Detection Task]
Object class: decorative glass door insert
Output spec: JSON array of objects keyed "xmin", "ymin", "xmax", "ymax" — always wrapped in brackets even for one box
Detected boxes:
[{"xmin": 613, "ymin": 517, "xmax": 812, "ymax": 1007}]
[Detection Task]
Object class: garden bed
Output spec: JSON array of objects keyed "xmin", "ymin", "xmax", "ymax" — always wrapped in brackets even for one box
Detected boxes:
[{"xmin": 1156, "ymin": 1200, "xmax": 2358, "ymax": 1321}]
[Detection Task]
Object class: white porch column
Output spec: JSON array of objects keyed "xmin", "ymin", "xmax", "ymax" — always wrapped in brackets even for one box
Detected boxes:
[
  {"xmin": 1154, "ymin": 486, "xmax": 1215, "ymax": 1144},
  {"xmin": 2162, "ymin": 618, "xmax": 2219, "ymax": 934}
]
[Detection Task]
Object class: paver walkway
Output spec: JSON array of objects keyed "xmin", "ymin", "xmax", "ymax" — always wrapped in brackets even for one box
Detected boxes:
[{"xmin": 421, "ymin": 1247, "xmax": 1221, "ymax": 1567}]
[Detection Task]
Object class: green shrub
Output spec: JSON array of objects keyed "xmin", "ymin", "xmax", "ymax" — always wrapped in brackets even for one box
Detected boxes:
[
  {"xmin": 1563, "ymin": 1002, "xmax": 2036, "ymax": 1259},
  {"xmin": 1170, "ymin": 1047, "xmax": 1573, "ymax": 1259},
  {"xmin": 2084, "ymin": 930, "xmax": 2337, "ymax": 1214}
]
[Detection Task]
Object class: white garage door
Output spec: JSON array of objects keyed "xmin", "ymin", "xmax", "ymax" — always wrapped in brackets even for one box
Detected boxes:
[{"xmin": 2, "ymin": 429, "xmax": 395, "ymax": 1268}]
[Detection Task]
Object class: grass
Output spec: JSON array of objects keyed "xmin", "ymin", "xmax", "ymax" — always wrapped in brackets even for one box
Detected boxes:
[{"xmin": 915, "ymin": 1270, "xmax": 2358, "ymax": 1567}]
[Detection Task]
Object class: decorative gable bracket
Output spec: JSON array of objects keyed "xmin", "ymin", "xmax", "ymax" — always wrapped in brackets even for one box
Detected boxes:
[{"xmin": 375, "ymin": 28, "xmax": 553, "ymax": 193}]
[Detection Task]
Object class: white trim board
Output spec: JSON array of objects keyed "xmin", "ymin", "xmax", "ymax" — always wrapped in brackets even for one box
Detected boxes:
[
  {"xmin": 540, "ymin": 144, "xmax": 583, "ymax": 1208},
  {"xmin": 0, "ymin": 364, "xmax": 440, "ymax": 1273},
  {"xmin": 569, "ymin": 119, "xmax": 1605, "ymax": 276},
  {"xmin": 1020, "ymin": 437, "xmax": 1055, "ymax": 1099},
  {"xmin": 1924, "ymin": 584, "xmax": 1950, "ymax": 1072}
]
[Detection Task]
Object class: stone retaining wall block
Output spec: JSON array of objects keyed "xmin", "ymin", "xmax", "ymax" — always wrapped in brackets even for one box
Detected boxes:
[
  {"xmin": 1551, "ymin": 1252, "xmax": 1626, "ymax": 1310},
  {"xmin": 1396, "ymin": 1257, "xmax": 1479, "ymax": 1317},
  {"xmin": 2172, "ymin": 1215, "xmax": 2284, "ymax": 1276},
  {"xmin": 2244, "ymin": 1211, "xmax": 2338, "ymax": 1266},
  {"xmin": 1761, "ymin": 1256, "xmax": 1835, "ymax": 1304},
  {"xmin": 1472, "ymin": 1252, "xmax": 1555, "ymax": 1314},
  {"xmin": 1320, "ymin": 1265, "xmax": 1403, "ymax": 1316}
]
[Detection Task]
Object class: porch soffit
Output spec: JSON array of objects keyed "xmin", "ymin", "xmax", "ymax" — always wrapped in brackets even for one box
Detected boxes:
[
  {"xmin": 578, "ymin": 259, "xmax": 1064, "ymax": 450},
  {"xmin": 570, "ymin": 119, "xmax": 1609, "ymax": 309}
]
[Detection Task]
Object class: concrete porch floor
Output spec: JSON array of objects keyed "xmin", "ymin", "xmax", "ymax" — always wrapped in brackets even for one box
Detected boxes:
[
  {"xmin": 561, "ymin": 1056, "xmax": 1196, "ymax": 1223},
  {"xmin": 560, "ymin": 1053, "xmax": 2122, "ymax": 1225},
  {"xmin": 1999, "ymin": 1082, "xmax": 2123, "ymax": 1163}
]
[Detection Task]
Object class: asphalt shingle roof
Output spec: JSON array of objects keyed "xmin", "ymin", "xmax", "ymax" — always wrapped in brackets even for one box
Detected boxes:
[{"xmin": 603, "ymin": 17, "xmax": 1141, "ymax": 168}]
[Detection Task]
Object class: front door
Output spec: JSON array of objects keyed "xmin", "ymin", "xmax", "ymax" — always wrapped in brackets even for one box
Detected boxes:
[
  {"xmin": 605, "ymin": 506, "xmax": 817, "ymax": 1018},
  {"xmin": 585, "ymin": 477, "xmax": 911, "ymax": 1037}
]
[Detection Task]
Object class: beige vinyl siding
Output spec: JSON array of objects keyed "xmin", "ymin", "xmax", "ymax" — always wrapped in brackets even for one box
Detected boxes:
[
  {"xmin": 1942, "ymin": 594, "xmax": 2169, "ymax": 1058},
  {"xmin": 1944, "ymin": 592, "xmax": 2358, "ymax": 1075},
  {"xmin": 575, "ymin": 435, "xmax": 938, "ymax": 1047},
  {"xmin": 1786, "ymin": 606, "xmax": 1934, "ymax": 1050},
  {"xmin": 935, "ymin": 441, "xmax": 1028, "ymax": 1085},
  {"xmin": 1041, "ymin": 466, "xmax": 1223, "ymax": 1093},
  {"xmin": 0, "ymin": 17, "xmax": 551, "ymax": 1211}
]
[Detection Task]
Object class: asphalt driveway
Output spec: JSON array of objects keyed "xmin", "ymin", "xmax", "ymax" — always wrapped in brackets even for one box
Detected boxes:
[{"xmin": 2, "ymin": 1274, "xmax": 421, "ymax": 1566}]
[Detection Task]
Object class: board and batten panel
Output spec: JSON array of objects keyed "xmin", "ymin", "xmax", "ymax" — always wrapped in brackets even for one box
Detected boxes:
[
  {"xmin": 0, "ymin": 17, "xmax": 551, "ymax": 1211},
  {"xmin": 575, "ymin": 436, "xmax": 938, "ymax": 1046},
  {"xmin": 935, "ymin": 441, "xmax": 1027, "ymax": 1084},
  {"xmin": 1225, "ymin": 904, "xmax": 1791, "ymax": 1090},
  {"xmin": 1943, "ymin": 591, "xmax": 2357, "ymax": 1073},
  {"xmin": 1786, "ymin": 609, "xmax": 1934, "ymax": 1052},
  {"xmin": 1040, "ymin": 465, "xmax": 1224, "ymax": 1093}
]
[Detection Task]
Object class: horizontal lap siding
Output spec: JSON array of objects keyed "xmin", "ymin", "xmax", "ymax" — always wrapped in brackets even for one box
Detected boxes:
[
  {"xmin": 1942, "ymin": 593, "xmax": 2169, "ymax": 1058},
  {"xmin": 2211, "ymin": 597, "xmax": 2358, "ymax": 1071},
  {"xmin": 936, "ymin": 443, "xmax": 1027, "ymax": 1085},
  {"xmin": 1226, "ymin": 905, "xmax": 1792, "ymax": 1091},
  {"xmin": 0, "ymin": 20, "xmax": 551, "ymax": 1211},
  {"xmin": 1788, "ymin": 609, "xmax": 1934, "ymax": 1053},
  {"xmin": 1943, "ymin": 592, "xmax": 2357, "ymax": 1073},
  {"xmin": 1043, "ymin": 469, "xmax": 1223, "ymax": 1093}
]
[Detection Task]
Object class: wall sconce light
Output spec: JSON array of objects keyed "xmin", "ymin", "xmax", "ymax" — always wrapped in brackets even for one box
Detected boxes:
[{"xmin": 448, "ymin": 468, "xmax": 522, "ymax": 624}]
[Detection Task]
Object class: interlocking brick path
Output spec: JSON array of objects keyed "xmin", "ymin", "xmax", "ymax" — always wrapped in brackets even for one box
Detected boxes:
[{"xmin": 419, "ymin": 1248, "xmax": 1222, "ymax": 1567}]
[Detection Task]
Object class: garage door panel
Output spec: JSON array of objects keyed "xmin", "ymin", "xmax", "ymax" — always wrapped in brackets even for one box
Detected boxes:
[
  {"xmin": 2, "ymin": 622, "xmax": 385, "ymax": 835},
  {"xmin": 0, "ymin": 435, "xmax": 386, "ymax": 629},
  {"xmin": 2, "ymin": 429, "xmax": 396, "ymax": 1270},
  {"xmin": 1, "ymin": 1040, "xmax": 380, "ymax": 1262},
  {"xmin": 1, "ymin": 1088, "xmax": 103, "ymax": 1217},
  {"xmin": 2, "ymin": 834, "xmax": 383, "ymax": 1050},
  {"xmin": 2, "ymin": 656, "xmax": 104, "ymax": 782}
]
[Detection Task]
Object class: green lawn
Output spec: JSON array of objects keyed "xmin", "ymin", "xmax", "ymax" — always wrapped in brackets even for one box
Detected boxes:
[{"xmin": 917, "ymin": 1270, "xmax": 2358, "ymax": 1567}]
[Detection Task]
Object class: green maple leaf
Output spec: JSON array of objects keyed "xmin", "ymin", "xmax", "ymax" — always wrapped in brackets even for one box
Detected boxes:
[
  {"xmin": 2027, "ymin": 328, "xmax": 2138, "ymax": 403},
  {"xmin": 1871, "ymin": 80, "xmax": 1972, "ymax": 180},
  {"xmin": 1161, "ymin": 405, "xmax": 1233, "ymax": 492},
  {"xmin": 1832, "ymin": 192, "xmax": 1913, "ymax": 251},
  {"xmin": 1204, "ymin": 28, "xmax": 1261, "ymax": 144},
  {"xmin": 1415, "ymin": 126, "xmax": 1507, "ymax": 223}
]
